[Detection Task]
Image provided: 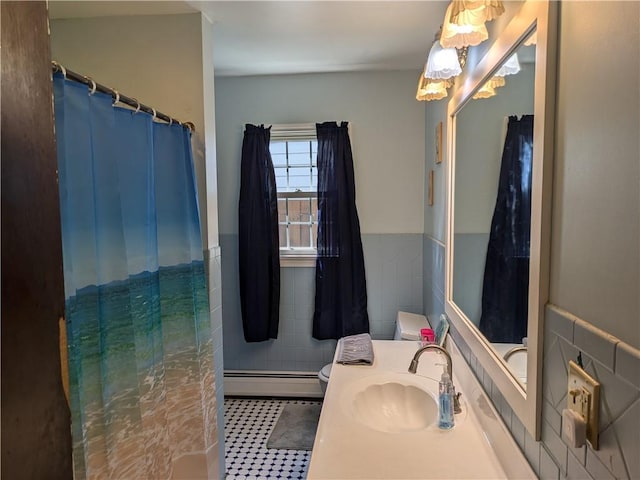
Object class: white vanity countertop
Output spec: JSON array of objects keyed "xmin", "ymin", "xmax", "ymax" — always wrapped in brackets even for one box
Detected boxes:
[{"xmin": 307, "ymin": 340, "xmax": 535, "ymax": 479}]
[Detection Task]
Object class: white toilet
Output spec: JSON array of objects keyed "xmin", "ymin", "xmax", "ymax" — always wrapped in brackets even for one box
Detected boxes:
[
  {"xmin": 318, "ymin": 311, "xmax": 429, "ymax": 395},
  {"xmin": 318, "ymin": 363, "xmax": 333, "ymax": 395}
]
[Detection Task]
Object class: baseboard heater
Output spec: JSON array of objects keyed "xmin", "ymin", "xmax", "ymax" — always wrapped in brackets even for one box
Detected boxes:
[{"xmin": 224, "ymin": 370, "xmax": 323, "ymax": 398}]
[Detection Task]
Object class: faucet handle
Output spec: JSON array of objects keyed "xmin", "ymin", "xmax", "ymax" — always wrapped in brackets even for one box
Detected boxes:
[{"xmin": 453, "ymin": 390, "xmax": 462, "ymax": 414}]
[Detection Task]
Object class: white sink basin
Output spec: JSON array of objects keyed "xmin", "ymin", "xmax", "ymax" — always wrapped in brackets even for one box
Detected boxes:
[{"xmin": 351, "ymin": 381, "xmax": 438, "ymax": 433}]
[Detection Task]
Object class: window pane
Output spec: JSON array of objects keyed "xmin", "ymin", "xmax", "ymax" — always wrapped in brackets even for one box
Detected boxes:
[
  {"xmin": 300, "ymin": 224, "xmax": 311, "ymax": 248},
  {"xmin": 274, "ymin": 167, "xmax": 287, "ymax": 189},
  {"xmin": 272, "ymin": 136, "xmax": 318, "ymax": 252},
  {"xmin": 270, "ymin": 141, "xmax": 286, "ymax": 156},
  {"xmin": 289, "ymin": 171, "xmax": 312, "ymax": 190},
  {"xmin": 271, "ymin": 152, "xmax": 287, "ymax": 167},
  {"xmin": 286, "ymin": 197, "xmax": 300, "ymax": 221},
  {"xmin": 288, "ymin": 152, "xmax": 310, "ymax": 166},
  {"xmin": 287, "ymin": 141, "xmax": 310, "ymax": 155},
  {"xmin": 289, "ymin": 224, "xmax": 311, "ymax": 248},
  {"xmin": 298, "ymin": 198, "xmax": 311, "ymax": 216},
  {"xmin": 277, "ymin": 198, "xmax": 287, "ymax": 223},
  {"xmin": 312, "ymin": 223, "xmax": 318, "ymax": 247}
]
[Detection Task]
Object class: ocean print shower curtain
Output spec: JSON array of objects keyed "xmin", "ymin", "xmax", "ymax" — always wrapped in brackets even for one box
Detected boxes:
[{"xmin": 53, "ymin": 73, "xmax": 215, "ymax": 479}]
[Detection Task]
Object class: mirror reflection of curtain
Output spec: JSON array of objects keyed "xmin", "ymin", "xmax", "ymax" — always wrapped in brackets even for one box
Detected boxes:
[
  {"xmin": 53, "ymin": 73, "xmax": 214, "ymax": 478},
  {"xmin": 479, "ymin": 115, "xmax": 533, "ymax": 343},
  {"xmin": 238, "ymin": 124, "xmax": 280, "ymax": 342},
  {"xmin": 313, "ymin": 122, "xmax": 369, "ymax": 340}
]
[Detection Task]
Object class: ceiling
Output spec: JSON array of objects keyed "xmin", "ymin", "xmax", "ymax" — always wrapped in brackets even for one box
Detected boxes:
[{"xmin": 48, "ymin": 1, "xmax": 449, "ymax": 77}]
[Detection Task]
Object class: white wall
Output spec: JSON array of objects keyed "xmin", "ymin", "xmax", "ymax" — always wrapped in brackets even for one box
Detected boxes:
[
  {"xmin": 214, "ymin": 70, "xmax": 425, "ymax": 235},
  {"xmin": 50, "ymin": 14, "xmax": 212, "ymax": 247},
  {"xmin": 550, "ymin": 1, "xmax": 639, "ymax": 347}
]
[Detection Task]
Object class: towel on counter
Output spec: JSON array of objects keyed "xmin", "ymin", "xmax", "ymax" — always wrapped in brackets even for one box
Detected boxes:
[{"xmin": 336, "ymin": 333, "xmax": 374, "ymax": 365}]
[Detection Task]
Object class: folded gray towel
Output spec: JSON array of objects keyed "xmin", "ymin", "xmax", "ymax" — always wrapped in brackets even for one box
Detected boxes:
[{"xmin": 336, "ymin": 333, "xmax": 374, "ymax": 365}]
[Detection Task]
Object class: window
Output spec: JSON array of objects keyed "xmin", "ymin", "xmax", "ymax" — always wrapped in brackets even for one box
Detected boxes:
[{"xmin": 270, "ymin": 124, "xmax": 318, "ymax": 264}]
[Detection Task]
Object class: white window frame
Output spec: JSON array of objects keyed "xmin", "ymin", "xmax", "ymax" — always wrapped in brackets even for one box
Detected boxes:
[{"xmin": 270, "ymin": 124, "xmax": 318, "ymax": 267}]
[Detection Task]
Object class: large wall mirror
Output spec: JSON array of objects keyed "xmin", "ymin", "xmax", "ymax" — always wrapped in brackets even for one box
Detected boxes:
[{"xmin": 445, "ymin": 0, "xmax": 557, "ymax": 438}]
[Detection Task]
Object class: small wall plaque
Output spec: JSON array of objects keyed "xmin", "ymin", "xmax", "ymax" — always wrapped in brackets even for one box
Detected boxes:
[
  {"xmin": 435, "ymin": 121, "xmax": 443, "ymax": 164},
  {"xmin": 428, "ymin": 169, "xmax": 434, "ymax": 206}
]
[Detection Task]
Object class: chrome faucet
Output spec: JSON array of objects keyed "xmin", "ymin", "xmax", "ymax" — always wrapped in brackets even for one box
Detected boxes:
[
  {"xmin": 408, "ymin": 344, "xmax": 462, "ymax": 414},
  {"xmin": 503, "ymin": 345, "xmax": 527, "ymax": 362}
]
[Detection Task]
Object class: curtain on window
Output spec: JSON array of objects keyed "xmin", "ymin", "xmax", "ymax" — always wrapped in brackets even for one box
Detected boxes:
[
  {"xmin": 479, "ymin": 115, "xmax": 534, "ymax": 343},
  {"xmin": 239, "ymin": 124, "xmax": 280, "ymax": 342},
  {"xmin": 313, "ymin": 122, "xmax": 369, "ymax": 340}
]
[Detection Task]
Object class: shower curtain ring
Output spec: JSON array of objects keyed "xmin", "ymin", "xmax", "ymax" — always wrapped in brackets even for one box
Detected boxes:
[
  {"xmin": 112, "ymin": 90, "xmax": 120, "ymax": 106},
  {"xmin": 51, "ymin": 60, "xmax": 67, "ymax": 79},
  {"xmin": 152, "ymin": 108, "xmax": 157, "ymax": 120},
  {"xmin": 132, "ymin": 98, "xmax": 141, "ymax": 114},
  {"xmin": 168, "ymin": 117, "xmax": 173, "ymax": 126},
  {"xmin": 88, "ymin": 78, "xmax": 97, "ymax": 95}
]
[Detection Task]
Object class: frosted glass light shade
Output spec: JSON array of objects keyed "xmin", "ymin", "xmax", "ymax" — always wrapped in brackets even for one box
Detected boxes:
[
  {"xmin": 472, "ymin": 76, "xmax": 505, "ymax": 100},
  {"xmin": 495, "ymin": 53, "xmax": 521, "ymax": 76},
  {"xmin": 416, "ymin": 76, "xmax": 451, "ymax": 101},
  {"xmin": 424, "ymin": 40, "xmax": 462, "ymax": 80},
  {"xmin": 473, "ymin": 83, "xmax": 496, "ymax": 99},
  {"xmin": 488, "ymin": 76, "xmax": 506, "ymax": 88},
  {"xmin": 524, "ymin": 31, "xmax": 537, "ymax": 46},
  {"xmin": 441, "ymin": 2, "xmax": 488, "ymax": 49},
  {"xmin": 451, "ymin": 0, "xmax": 505, "ymax": 25}
]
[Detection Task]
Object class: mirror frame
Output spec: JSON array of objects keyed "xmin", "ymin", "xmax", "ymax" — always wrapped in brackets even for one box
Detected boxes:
[{"xmin": 445, "ymin": 0, "xmax": 557, "ymax": 439}]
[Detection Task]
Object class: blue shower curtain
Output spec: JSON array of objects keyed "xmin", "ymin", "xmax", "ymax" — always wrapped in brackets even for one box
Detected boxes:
[{"xmin": 53, "ymin": 73, "xmax": 215, "ymax": 479}]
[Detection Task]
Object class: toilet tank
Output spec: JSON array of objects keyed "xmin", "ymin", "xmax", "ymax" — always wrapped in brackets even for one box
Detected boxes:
[{"xmin": 394, "ymin": 311, "xmax": 430, "ymax": 341}]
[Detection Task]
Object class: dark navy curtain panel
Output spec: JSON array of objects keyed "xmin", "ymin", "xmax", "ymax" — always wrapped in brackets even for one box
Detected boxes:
[
  {"xmin": 313, "ymin": 122, "xmax": 369, "ymax": 340},
  {"xmin": 238, "ymin": 124, "xmax": 280, "ymax": 342},
  {"xmin": 479, "ymin": 115, "xmax": 534, "ymax": 344},
  {"xmin": 53, "ymin": 73, "xmax": 215, "ymax": 478}
]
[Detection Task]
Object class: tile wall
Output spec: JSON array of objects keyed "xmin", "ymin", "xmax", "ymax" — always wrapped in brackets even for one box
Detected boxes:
[
  {"xmin": 423, "ymin": 235, "xmax": 446, "ymax": 323},
  {"xmin": 424, "ymin": 236, "xmax": 640, "ymax": 479},
  {"xmin": 206, "ymin": 246, "xmax": 225, "ymax": 480},
  {"xmin": 220, "ymin": 233, "xmax": 423, "ymax": 372}
]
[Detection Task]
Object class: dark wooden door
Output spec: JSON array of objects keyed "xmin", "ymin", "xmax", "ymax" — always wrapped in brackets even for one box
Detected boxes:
[{"xmin": 1, "ymin": 2, "xmax": 73, "ymax": 477}]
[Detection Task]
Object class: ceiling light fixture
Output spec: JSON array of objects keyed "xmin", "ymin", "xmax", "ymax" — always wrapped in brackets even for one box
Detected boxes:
[
  {"xmin": 472, "ymin": 76, "xmax": 506, "ymax": 100},
  {"xmin": 495, "ymin": 53, "xmax": 521, "ymax": 76},
  {"xmin": 451, "ymin": 0, "xmax": 505, "ymax": 26},
  {"xmin": 424, "ymin": 29, "xmax": 462, "ymax": 80},
  {"xmin": 440, "ymin": 2, "xmax": 489, "ymax": 49},
  {"xmin": 416, "ymin": 76, "xmax": 452, "ymax": 102}
]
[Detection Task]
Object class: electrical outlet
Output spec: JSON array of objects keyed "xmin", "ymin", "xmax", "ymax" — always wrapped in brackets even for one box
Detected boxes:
[{"xmin": 567, "ymin": 360, "xmax": 600, "ymax": 449}]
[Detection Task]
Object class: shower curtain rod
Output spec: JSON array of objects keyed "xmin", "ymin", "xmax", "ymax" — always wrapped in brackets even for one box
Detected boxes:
[{"xmin": 51, "ymin": 61, "xmax": 194, "ymax": 132}]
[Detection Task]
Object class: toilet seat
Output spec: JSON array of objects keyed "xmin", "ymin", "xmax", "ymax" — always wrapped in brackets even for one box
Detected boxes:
[{"xmin": 319, "ymin": 363, "xmax": 332, "ymax": 380}]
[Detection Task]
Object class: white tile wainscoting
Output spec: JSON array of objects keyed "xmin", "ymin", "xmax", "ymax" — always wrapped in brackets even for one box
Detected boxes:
[{"xmin": 448, "ymin": 304, "xmax": 639, "ymax": 480}]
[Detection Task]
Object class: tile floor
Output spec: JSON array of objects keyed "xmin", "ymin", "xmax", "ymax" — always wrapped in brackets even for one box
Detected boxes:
[{"xmin": 224, "ymin": 398, "xmax": 322, "ymax": 480}]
